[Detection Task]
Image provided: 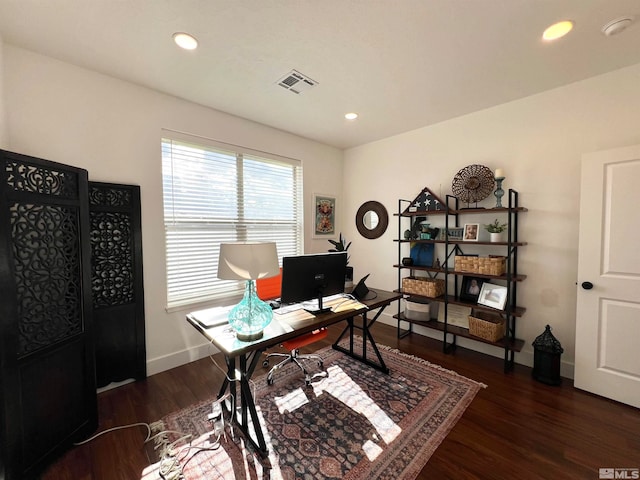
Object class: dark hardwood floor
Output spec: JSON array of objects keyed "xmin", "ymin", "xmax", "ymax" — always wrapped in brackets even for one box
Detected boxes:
[{"xmin": 42, "ymin": 322, "xmax": 639, "ymax": 480}]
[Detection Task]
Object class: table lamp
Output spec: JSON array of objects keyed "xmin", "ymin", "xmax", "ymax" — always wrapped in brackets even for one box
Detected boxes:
[{"xmin": 217, "ymin": 242, "xmax": 280, "ymax": 341}]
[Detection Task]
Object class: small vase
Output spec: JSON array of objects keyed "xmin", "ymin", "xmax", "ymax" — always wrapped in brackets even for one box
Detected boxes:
[{"xmin": 490, "ymin": 232, "xmax": 504, "ymax": 243}]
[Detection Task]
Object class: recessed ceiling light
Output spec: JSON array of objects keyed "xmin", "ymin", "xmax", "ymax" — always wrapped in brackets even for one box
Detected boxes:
[
  {"xmin": 173, "ymin": 32, "xmax": 198, "ymax": 50},
  {"xmin": 345, "ymin": 113, "xmax": 358, "ymax": 120},
  {"xmin": 542, "ymin": 20, "xmax": 574, "ymax": 41}
]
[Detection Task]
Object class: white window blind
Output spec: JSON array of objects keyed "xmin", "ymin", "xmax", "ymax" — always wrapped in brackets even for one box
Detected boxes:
[{"xmin": 161, "ymin": 136, "xmax": 303, "ymax": 309}]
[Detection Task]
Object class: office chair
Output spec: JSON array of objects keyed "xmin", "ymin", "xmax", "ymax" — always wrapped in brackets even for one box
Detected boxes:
[
  {"xmin": 263, "ymin": 328, "xmax": 328, "ymax": 386},
  {"xmin": 256, "ymin": 269, "xmax": 327, "ymax": 387}
]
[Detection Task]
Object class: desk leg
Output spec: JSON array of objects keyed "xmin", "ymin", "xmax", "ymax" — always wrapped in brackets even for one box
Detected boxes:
[
  {"xmin": 362, "ymin": 308, "xmax": 389, "ymax": 373},
  {"xmin": 239, "ymin": 353, "xmax": 268, "ymax": 456},
  {"xmin": 221, "ymin": 352, "xmax": 269, "ymax": 458},
  {"xmin": 332, "ymin": 306, "xmax": 390, "ymax": 374},
  {"xmin": 219, "ymin": 357, "xmax": 233, "ymax": 400}
]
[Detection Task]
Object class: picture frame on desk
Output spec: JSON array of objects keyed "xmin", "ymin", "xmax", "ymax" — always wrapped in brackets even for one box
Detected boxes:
[
  {"xmin": 460, "ymin": 276, "xmax": 485, "ymax": 303},
  {"xmin": 478, "ymin": 282, "xmax": 508, "ymax": 310},
  {"xmin": 312, "ymin": 193, "xmax": 337, "ymax": 238}
]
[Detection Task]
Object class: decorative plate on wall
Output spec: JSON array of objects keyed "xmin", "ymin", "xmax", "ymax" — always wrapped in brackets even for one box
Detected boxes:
[{"xmin": 451, "ymin": 164, "xmax": 495, "ymax": 206}]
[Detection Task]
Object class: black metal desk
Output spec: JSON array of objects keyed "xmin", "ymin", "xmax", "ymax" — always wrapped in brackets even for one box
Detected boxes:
[{"xmin": 186, "ymin": 289, "xmax": 401, "ymax": 458}]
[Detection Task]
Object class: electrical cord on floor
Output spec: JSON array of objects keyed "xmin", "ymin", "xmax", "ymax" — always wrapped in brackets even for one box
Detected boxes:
[
  {"xmin": 177, "ymin": 444, "xmax": 224, "ymax": 473},
  {"xmin": 71, "ymin": 353, "xmax": 241, "ymax": 479},
  {"xmin": 150, "ymin": 392, "xmax": 238, "ymax": 480},
  {"xmin": 149, "ymin": 422, "xmax": 225, "ymax": 480},
  {"xmin": 73, "ymin": 422, "xmax": 152, "ymax": 446},
  {"xmin": 154, "ymin": 431, "xmax": 193, "ymax": 480},
  {"xmin": 148, "ymin": 354, "xmax": 244, "ymax": 478}
]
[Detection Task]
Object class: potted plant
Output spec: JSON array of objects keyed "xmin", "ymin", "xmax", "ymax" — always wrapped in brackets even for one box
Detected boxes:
[
  {"xmin": 328, "ymin": 233, "xmax": 353, "ymax": 287},
  {"xmin": 484, "ymin": 219, "xmax": 508, "ymax": 242}
]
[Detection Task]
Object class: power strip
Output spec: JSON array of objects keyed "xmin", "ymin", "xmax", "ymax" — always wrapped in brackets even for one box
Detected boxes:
[{"xmin": 208, "ymin": 393, "xmax": 233, "ymax": 440}]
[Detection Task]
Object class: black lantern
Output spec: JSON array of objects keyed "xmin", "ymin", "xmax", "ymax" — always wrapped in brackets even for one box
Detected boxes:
[{"xmin": 532, "ymin": 325, "xmax": 564, "ymax": 385}]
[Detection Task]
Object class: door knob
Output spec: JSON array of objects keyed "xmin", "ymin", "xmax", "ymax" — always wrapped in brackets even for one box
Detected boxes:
[{"xmin": 581, "ymin": 281, "xmax": 594, "ymax": 290}]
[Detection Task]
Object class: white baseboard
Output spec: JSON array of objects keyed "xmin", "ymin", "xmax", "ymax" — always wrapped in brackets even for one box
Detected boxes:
[{"xmin": 146, "ymin": 341, "xmax": 217, "ymax": 377}]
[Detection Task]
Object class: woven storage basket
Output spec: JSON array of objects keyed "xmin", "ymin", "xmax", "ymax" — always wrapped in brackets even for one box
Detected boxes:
[
  {"xmin": 454, "ymin": 256, "xmax": 478, "ymax": 273},
  {"xmin": 478, "ymin": 256, "xmax": 506, "ymax": 276},
  {"xmin": 468, "ymin": 311, "xmax": 505, "ymax": 342},
  {"xmin": 402, "ymin": 276, "xmax": 445, "ymax": 298},
  {"xmin": 455, "ymin": 255, "xmax": 506, "ymax": 276}
]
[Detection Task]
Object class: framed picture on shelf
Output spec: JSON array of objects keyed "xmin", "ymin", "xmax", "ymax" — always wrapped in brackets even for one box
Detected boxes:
[
  {"xmin": 445, "ymin": 227, "xmax": 464, "ymax": 241},
  {"xmin": 437, "ymin": 303, "xmax": 471, "ymax": 329},
  {"xmin": 460, "ymin": 276, "xmax": 485, "ymax": 303},
  {"xmin": 478, "ymin": 282, "xmax": 508, "ymax": 310},
  {"xmin": 312, "ymin": 193, "xmax": 337, "ymax": 238},
  {"xmin": 463, "ymin": 223, "xmax": 480, "ymax": 241}
]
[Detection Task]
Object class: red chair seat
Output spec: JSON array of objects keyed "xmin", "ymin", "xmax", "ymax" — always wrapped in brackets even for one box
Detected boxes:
[{"xmin": 283, "ymin": 328, "xmax": 328, "ymax": 351}]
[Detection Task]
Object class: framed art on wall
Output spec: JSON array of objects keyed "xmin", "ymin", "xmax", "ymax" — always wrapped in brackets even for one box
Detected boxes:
[{"xmin": 313, "ymin": 193, "xmax": 337, "ymax": 238}]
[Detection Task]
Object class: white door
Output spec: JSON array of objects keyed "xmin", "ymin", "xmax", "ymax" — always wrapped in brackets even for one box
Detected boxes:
[{"xmin": 575, "ymin": 144, "xmax": 640, "ymax": 408}]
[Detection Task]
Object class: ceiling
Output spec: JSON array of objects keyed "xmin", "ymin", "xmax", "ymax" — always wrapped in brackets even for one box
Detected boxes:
[{"xmin": 1, "ymin": 1, "xmax": 639, "ymax": 149}]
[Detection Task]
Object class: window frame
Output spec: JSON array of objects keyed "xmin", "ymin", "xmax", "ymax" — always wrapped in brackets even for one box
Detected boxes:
[{"xmin": 161, "ymin": 131, "xmax": 303, "ymax": 311}]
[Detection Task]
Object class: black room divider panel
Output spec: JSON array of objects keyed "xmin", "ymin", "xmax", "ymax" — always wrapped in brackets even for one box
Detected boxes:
[
  {"xmin": 0, "ymin": 149, "xmax": 98, "ymax": 480},
  {"xmin": 89, "ymin": 181, "xmax": 146, "ymax": 387}
]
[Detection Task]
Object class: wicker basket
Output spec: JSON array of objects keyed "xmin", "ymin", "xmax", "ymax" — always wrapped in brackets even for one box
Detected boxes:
[
  {"xmin": 454, "ymin": 255, "xmax": 478, "ymax": 273},
  {"xmin": 468, "ymin": 311, "xmax": 505, "ymax": 342},
  {"xmin": 402, "ymin": 276, "xmax": 445, "ymax": 298},
  {"xmin": 455, "ymin": 255, "xmax": 506, "ymax": 276},
  {"xmin": 478, "ymin": 256, "xmax": 506, "ymax": 275}
]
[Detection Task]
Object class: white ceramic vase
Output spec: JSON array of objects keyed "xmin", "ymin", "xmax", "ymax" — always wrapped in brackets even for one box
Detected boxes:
[{"xmin": 490, "ymin": 232, "xmax": 504, "ymax": 242}]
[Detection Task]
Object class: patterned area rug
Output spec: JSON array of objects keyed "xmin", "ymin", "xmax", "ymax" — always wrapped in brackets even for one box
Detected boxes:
[{"xmin": 142, "ymin": 337, "xmax": 485, "ymax": 480}]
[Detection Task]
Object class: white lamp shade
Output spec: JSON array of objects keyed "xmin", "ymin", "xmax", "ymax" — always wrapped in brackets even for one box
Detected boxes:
[{"xmin": 217, "ymin": 242, "xmax": 279, "ymax": 280}]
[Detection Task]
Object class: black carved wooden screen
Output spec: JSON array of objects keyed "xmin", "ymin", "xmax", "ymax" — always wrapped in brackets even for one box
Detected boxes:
[
  {"xmin": 0, "ymin": 149, "xmax": 97, "ymax": 480},
  {"xmin": 89, "ymin": 182, "xmax": 146, "ymax": 387}
]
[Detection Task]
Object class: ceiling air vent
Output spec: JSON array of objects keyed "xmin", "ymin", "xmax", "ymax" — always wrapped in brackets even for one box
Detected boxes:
[{"xmin": 276, "ymin": 70, "xmax": 318, "ymax": 94}]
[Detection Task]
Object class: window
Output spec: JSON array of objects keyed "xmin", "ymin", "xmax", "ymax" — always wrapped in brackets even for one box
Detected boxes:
[{"xmin": 162, "ymin": 135, "xmax": 303, "ymax": 309}]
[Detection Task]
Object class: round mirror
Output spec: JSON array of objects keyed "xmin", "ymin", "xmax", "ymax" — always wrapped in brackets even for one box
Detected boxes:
[
  {"xmin": 364, "ymin": 211, "xmax": 379, "ymax": 230},
  {"xmin": 356, "ymin": 201, "xmax": 389, "ymax": 239}
]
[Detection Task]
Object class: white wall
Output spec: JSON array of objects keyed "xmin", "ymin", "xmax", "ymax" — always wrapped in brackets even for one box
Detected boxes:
[
  {"xmin": 4, "ymin": 46, "xmax": 344, "ymax": 375},
  {"xmin": 343, "ymin": 62, "xmax": 640, "ymax": 377}
]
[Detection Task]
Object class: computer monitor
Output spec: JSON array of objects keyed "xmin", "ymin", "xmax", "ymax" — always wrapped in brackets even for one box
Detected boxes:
[{"xmin": 280, "ymin": 252, "xmax": 347, "ymax": 313}]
